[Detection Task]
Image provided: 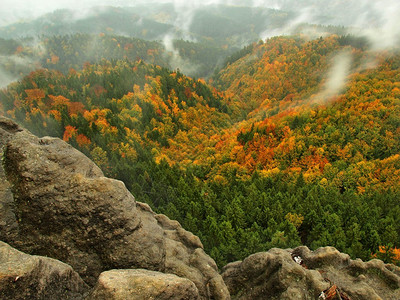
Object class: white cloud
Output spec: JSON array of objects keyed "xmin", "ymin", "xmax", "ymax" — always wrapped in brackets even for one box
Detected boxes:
[
  {"xmin": 162, "ymin": 33, "xmax": 200, "ymax": 75},
  {"xmin": 358, "ymin": 1, "xmax": 400, "ymax": 50},
  {"xmin": 311, "ymin": 50, "xmax": 353, "ymax": 104},
  {"xmin": 260, "ymin": 6, "xmax": 315, "ymax": 39},
  {"xmin": 324, "ymin": 51, "xmax": 353, "ymax": 98},
  {"xmin": 0, "ymin": 70, "xmax": 16, "ymax": 89}
]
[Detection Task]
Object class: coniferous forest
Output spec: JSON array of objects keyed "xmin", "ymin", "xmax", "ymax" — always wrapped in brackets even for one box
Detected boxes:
[{"xmin": 1, "ymin": 2, "xmax": 400, "ymax": 268}]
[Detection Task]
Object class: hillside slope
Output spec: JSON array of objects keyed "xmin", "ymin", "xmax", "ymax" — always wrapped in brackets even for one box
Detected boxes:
[
  {"xmin": 211, "ymin": 36, "xmax": 400, "ymax": 191},
  {"xmin": 1, "ymin": 36, "xmax": 400, "ymax": 268}
]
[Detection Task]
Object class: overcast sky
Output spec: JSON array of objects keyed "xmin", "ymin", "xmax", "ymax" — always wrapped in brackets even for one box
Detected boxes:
[
  {"xmin": 0, "ymin": 0, "xmax": 232, "ymax": 26},
  {"xmin": 1, "ymin": 0, "xmax": 400, "ymax": 50},
  {"xmin": 0, "ymin": 0, "xmax": 123, "ymax": 26},
  {"xmin": 1, "ymin": 0, "xmax": 398, "ymax": 26}
]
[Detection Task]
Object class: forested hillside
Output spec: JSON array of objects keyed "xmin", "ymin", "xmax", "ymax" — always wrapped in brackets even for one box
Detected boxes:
[
  {"xmin": 0, "ymin": 34, "xmax": 167, "ymax": 87},
  {"xmin": 0, "ymin": 32, "xmax": 232, "ymax": 84},
  {"xmin": 1, "ymin": 31, "xmax": 400, "ymax": 268},
  {"xmin": 0, "ymin": 2, "xmax": 350, "ymax": 82},
  {"xmin": 0, "ymin": 59, "xmax": 231, "ymax": 181},
  {"xmin": 210, "ymin": 35, "xmax": 399, "ymax": 190},
  {"xmin": 0, "ymin": 6, "xmax": 172, "ymax": 40}
]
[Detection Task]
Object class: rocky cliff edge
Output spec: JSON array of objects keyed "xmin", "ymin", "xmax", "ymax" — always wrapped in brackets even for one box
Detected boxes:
[{"xmin": 0, "ymin": 117, "xmax": 229, "ymax": 299}]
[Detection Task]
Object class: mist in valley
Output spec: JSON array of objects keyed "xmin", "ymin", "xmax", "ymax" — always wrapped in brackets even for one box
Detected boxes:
[
  {"xmin": 0, "ymin": 1, "xmax": 399, "ymax": 95},
  {"xmin": 1, "ymin": 1, "xmax": 400, "ymax": 276}
]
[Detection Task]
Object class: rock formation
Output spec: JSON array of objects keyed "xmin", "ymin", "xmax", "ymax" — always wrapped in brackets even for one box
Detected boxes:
[
  {"xmin": 0, "ymin": 241, "xmax": 89, "ymax": 300},
  {"xmin": 221, "ymin": 246, "xmax": 400, "ymax": 300},
  {"xmin": 0, "ymin": 117, "xmax": 229, "ymax": 299},
  {"xmin": 89, "ymin": 269, "xmax": 200, "ymax": 299}
]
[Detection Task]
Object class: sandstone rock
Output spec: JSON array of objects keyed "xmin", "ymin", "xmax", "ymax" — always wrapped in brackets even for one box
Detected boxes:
[
  {"xmin": 0, "ymin": 117, "xmax": 230, "ymax": 300},
  {"xmin": 295, "ymin": 246, "xmax": 400, "ymax": 300},
  {"xmin": 222, "ymin": 248, "xmax": 328, "ymax": 299},
  {"xmin": 222, "ymin": 246, "xmax": 400, "ymax": 300},
  {"xmin": 0, "ymin": 119, "xmax": 21, "ymax": 243},
  {"xmin": 0, "ymin": 241, "xmax": 88, "ymax": 300},
  {"xmin": 88, "ymin": 269, "xmax": 199, "ymax": 299}
]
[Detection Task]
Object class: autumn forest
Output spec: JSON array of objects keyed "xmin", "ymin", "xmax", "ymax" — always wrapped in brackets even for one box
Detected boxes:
[{"xmin": 1, "ymin": 3, "xmax": 400, "ymax": 267}]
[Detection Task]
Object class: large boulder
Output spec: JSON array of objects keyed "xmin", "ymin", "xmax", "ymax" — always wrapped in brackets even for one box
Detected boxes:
[
  {"xmin": 0, "ymin": 241, "xmax": 88, "ymax": 300},
  {"xmin": 221, "ymin": 246, "xmax": 400, "ymax": 300},
  {"xmin": 0, "ymin": 117, "xmax": 229, "ymax": 300},
  {"xmin": 221, "ymin": 248, "xmax": 328, "ymax": 299},
  {"xmin": 89, "ymin": 269, "xmax": 199, "ymax": 299}
]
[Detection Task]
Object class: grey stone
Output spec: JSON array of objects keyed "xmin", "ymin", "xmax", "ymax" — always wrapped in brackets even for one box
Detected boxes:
[
  {"xmin": 0, "ymin": 117, "xmax": 230, "ymax": 300},
  {"xmin": 88, "ymin": 269, "xmax": 199, "ymax": 300},
  {"xmin": 222, "ymin": 246, "xmax": 400, "ymax": 300},
  {"xmin": 222, "ymin": 248, "xmax": 327, "ymax": 299},
  {"xmin": 0, "ymin": 241, "xmax": 88, "ymax": 300}
]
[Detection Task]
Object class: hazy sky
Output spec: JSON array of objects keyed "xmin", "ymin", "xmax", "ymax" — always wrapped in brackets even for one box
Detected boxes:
[
  {"xmin": 0, "ymin": 0, "xmax": 205, "ymax": 26},
  {"xmin": 0, "ymin": 0, "xmax": 122, "ymax": 26},
  {"xmin": 1, "ymin": 0, "xmax": 399, "ymax": 27},
  {"xmin": 1, "ymin": 0, "xmax": 400, "ymax": 50}
]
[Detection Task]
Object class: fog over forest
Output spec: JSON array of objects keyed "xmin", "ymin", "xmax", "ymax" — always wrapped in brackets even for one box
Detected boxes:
[
  {"xmin": 1, "ymin": 0, "xmax": 399, "ymax": 34},
  {"xmin": 1, "ymin": 0, "xmax": 399, "ymax": 91},
  {"xmin": 1, "ymin": 0, "xmax": 400, "ymax": 279}
]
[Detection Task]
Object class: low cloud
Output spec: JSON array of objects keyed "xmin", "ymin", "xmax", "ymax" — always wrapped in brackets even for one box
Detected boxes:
[
  {"xmin": 0, "ymin": 70, "xmax": 16, "ymax": 89},
  {"xmin": 312, "ymin": 50, "xmax": 353, "ymax": 103},
  {"xmin": 260, "ymin": 6, "xmax": 315, "ymax": 40},
  {"xmin": 0, "ymin": 50, "xmax": 41, "ymax": 88},
  {"xmin": 354, "ymin": 1, "xmax": 400, "ymax": 50},
  {"xmin": 1, "ymin": 0, "xmax": 399, "ymax": 84},
  {"xmin": 2, "ymin": 1, "xmax": 400, "ymax": 52},
  {"xmin": 324, "ymin": 51, "xmax": 353, "ymax": 97},
  {"xmin": 162, "ymin": 34, "xmax": 200, "ymax": 76}
]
